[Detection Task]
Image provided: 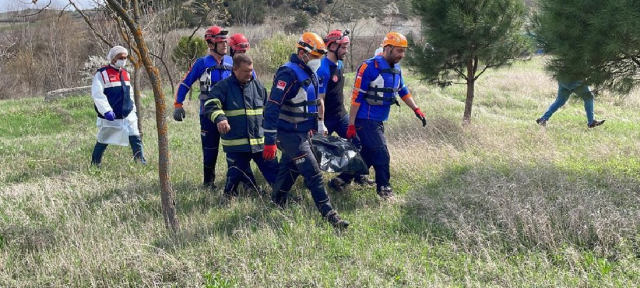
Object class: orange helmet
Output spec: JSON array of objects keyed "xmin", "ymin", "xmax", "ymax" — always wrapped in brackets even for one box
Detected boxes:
[
  {"xmin": 382, "ymin": 32, "xmax": 408, "ymax": 48},
  {"xmin": 229, "ymin": 33, "xmax": 250, "ymax": 52},
  {"xmin": 296, "ymin": 32, "xmax": 327, "ymax": 57},
  {"xmin": 323, "ymin": 29, "xmax": 350, "ymax": 46},
  {"xmin": 204, "ymin": 26, "xmax": 228, "ymax": 43}
]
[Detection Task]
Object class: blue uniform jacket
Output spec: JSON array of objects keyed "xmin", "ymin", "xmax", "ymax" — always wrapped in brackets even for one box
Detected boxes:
[
  {"xmin": 263, "ymin": 54, "xmax": 318, "ymax": 145},
  {"xmin": 175, "ymin": 54, "xmax": 233, "ymax": 114}
]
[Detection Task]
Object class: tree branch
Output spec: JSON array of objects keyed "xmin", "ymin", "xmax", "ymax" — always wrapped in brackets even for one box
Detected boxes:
[
  {"xmin": 23, "ymin": 0, "xmax": 52, "ymax": 17},
  {"xmin": 67, "ymin": 1, "xmax": 114, "ymax": 48}
]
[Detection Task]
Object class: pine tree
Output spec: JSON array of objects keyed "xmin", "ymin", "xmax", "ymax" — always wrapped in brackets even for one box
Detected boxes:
[
  {"xmin": 535, "ymin": 0, "xmax": 640, "ymax": 94},
  {"xmin": 408, "ymin": 0, "xmax": 530, "ymax": 123}
]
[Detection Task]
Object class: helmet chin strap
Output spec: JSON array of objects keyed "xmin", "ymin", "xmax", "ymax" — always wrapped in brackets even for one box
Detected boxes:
[
  {"xmin": 384, "ymin": 46, "xmax": 396, "ymax": 64},
  {"xmin": 211, "ymin": 42, "xmax": 225, "ymax": 57},
  {"xmin": 330, "ymin": 43, "xmax": 340, "ymax": 57}
]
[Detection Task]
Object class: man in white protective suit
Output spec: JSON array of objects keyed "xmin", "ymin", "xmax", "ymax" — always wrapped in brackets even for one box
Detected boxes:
[{"xmin": 90, "ymin": 45, "xmax": 146, "ymax": 167}]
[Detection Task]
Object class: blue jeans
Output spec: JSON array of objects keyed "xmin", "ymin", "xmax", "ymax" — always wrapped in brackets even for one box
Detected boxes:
[{"xmin": 541, "ymin": 81, "xmax": 595, "ymax": 125}]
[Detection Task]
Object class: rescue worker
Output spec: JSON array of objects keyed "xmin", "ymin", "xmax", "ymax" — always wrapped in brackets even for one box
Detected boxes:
[
  {"xmin": 173, "ymin": 26, "xmax": 255, "ymax": 188},
  {"xmin": 263, "ymin": 32, "xmax": 349, "ymax": 229},
  {"xmin": 90, "ymin": 45, "xmax": 146, "ymax": 167},
  {"xmin": 228, "ymin": 33, "xmax": 250, "ymax": 57},
  {"xmin": 204, "ymin": 53, "xmax": 279, "ymax": 199},
  {"xmin": 346, "ymin": 32, "xmax": 427, "ymax": 199},
  {"xmin": 315, "ymin": 29, "xmax": 375, "ymax": 191}
]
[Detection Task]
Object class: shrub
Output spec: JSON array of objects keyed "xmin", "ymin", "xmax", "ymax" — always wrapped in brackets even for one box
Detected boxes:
[
  {"xmin": 284, "ymin": 12, "xmax": 309, "ymax": 34},
  {"xmin": 171, "ymin": 36, "xmax": 208, "ymax": 72},
  {"xmin": 250, "ymin": 33, "xmax": 297, "ymax": 80}
]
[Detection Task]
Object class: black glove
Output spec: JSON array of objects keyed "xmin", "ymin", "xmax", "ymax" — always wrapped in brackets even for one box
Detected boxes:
[{"xmin": 173, "ymin": 107, "xmax": 186, "ymax": 121}]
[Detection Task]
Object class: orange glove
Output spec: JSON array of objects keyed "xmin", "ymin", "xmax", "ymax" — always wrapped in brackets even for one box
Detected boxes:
[
  {"xmin": 263, "ymin": 144, "xmax": 277, "ymax": 161},
  {"xmin": 346, "ymin": 124, "xmax": 357, "ymax": 139},
  {"xmin": 414, "ymin": 107, "xmax": 426, "ymax": 127}
]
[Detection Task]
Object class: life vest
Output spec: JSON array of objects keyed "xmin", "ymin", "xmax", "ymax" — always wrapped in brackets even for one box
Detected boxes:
[
  {"xmin": 198, "ymin": 55, "xmax": 233, "ymax": 100},
  {"xmin": 95, "ymin": 65, "xmax": 133, "ymax": 119},
  {"xmin": 364, "ymin": 59, "xmax": 401, "ymax": 106},
  {"xmin": 278, "ymin": 62, "xmax": 319, "ymax": 124}
]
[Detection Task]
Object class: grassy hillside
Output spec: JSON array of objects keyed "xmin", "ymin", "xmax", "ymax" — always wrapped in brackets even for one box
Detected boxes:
[{"xmin": 1, "ymin": 56, "xmax": 639, "ymax": 287}]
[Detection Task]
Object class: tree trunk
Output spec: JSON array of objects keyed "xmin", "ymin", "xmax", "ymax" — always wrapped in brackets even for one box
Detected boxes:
[
  {"xmin": 463, "ymin": 57, "xmax": 475, "ymax": 124},
  {"xmin": 107, "ymin": 0, "xmax": 179, "ymax": 231},
  {"xmin": 132, "ymin": 59, "xmax": 144, "ymax": 137}
]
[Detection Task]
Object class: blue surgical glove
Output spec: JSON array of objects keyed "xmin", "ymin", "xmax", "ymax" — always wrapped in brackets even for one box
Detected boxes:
[{"xmin": 104, "ymin": 111, "xmax": 116, "ymax": 121}]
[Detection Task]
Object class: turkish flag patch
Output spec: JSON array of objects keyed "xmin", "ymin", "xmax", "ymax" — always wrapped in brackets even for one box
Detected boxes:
[{"xmin": 276, "ymin": 80, "xmax": 287, "ymax": 90}]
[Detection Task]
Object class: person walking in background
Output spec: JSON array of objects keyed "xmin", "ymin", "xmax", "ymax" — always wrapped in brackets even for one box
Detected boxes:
[
  {"xmin": 315, "ymin": 29, "xmax": 376, "ymax": 192},
  {"xmin": 173, "ymin": 26, "xmax": 255, "ymax": 188},
  {"xmin": 90, "ymin": 45, "xmax": 146, "ymax": 167},
  {"xmin": 346, "ymin": 32, "xmax": 426, "ymax": 199},
  {"xmin": 204, "ymin": 53, "xmax": 279, "ymax": 199},
  {"xmin": 262, "ymin": 32, "xmax": 349, "ymax": 229},
  {"xmin": 536, "ymin": 80, "xmax": 605, "ymax": 128}
]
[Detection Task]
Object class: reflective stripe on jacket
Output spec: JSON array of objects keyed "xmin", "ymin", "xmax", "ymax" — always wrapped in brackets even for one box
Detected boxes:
[
  {"xmin": 278, "ymin": 62, "xmax": 319, "ymax": 124},
  {"xmin": 204, "ymin": 74, "xmax": 267, "ymax": 153}
]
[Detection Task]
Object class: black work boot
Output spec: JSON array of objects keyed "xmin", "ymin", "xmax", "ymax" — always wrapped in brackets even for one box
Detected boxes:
[
  {"xmin": 377, "ymin": 186, "xmax": 395, "ymax": 200},
  {"xmin": 325, "ymin": 210, "xmax": 349, "ymax": 229},
  {"xmin": 588, "ymin": 119, "xmax": 605, "ymax": 128},
  {"xmin": 271, "ymin": 191, "xmax": 288, "ymax": 208},
  {"xmin": 328, "ymin": 177, "xmax": 348, "ymax": 192},
  {"xmin": 354, "ymin": 175, "xmax": 375, "ymax": 186},
  {"xmin": 91, "ymin": 142, "xmax": 108, "ymax": 167}
]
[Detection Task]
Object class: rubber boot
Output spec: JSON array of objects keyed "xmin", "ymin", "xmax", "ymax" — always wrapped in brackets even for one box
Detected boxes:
[
  {"xmin": 129, "ymin": 135, "xmax": 146, "ymax": 165},
  {"xmin": 91, "ymin": 142, "xmax": 108, "ymax": 167}
]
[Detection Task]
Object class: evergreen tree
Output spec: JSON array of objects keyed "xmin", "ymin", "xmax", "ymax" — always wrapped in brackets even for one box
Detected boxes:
[
  {"xmin": 408, "ymin": 0, "xmax": 530, "ymax": 122},
  {"xmin": 535, "ymin": 0, "xmax": 640, "ymax": 94}
]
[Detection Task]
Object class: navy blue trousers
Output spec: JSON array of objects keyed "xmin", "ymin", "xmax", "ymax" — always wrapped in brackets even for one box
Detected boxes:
[
  {"xmin": 224, "ymin": 151, "xmax": 279, "ymax": 195},
  {"xmin": 271, "ymin": 130, "xmax": 334, "ymax": 217},
  {"xmin": 354, "ymin": 118, "xmax": 390, "ymax": 189}
]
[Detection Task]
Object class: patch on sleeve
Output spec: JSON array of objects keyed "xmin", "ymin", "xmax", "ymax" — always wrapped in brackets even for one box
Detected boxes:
[{"xmin": 276, "ymin": 80, "xmax": 287, "ymax": 90}]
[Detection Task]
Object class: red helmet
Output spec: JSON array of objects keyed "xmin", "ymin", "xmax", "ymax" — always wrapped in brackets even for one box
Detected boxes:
[
  {"xmin": 229, "ymin": 33, "xmax": 250, "ymax": 52},
  {"xmin": 323, "ymin": 29, "xmax": 350, "ymax": 46},
  {"xmin": 204, "ymin": 26, "xmax": 228, "ymax": 43}
]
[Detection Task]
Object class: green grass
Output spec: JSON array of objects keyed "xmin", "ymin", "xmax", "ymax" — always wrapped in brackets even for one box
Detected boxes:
[{"xmin": 1, "ymin": 56, "xmax": 639, "ymax": 287}]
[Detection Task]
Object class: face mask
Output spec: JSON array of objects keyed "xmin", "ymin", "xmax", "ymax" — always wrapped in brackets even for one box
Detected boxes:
[
  {"xmin": 114, "ymin": 59, "xmax": 127, "ymax": 69},
  {"xmin": 306, "ymin": 59, "xmax": 321, "ymax": 73}
]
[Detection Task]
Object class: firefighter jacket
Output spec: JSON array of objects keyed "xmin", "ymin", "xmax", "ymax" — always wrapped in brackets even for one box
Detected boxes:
[
  {"xmin": 263, "ymin": 54, "xmax": 319, "ymax": 145},
  {"xmin": 92, "ymin": 64, "xmax": 135, "ymax": 120},
  {"xmin": 350, "ymin": 55, "xmax": 413, "ymax": 121},
  {"xmin": 204, "ymin": 73, "xmax": 267, "ymax": 154},
  {"xmin": 175, "ymin": 54, "xmax": 233, "ymax": 114}
]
